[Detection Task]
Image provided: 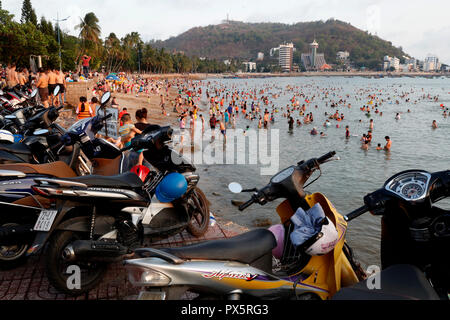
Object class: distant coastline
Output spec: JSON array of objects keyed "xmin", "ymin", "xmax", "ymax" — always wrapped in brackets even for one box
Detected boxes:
[
  {"xmin": 139, "ymin": 72, "xmax": 450, "ymax": 81},
  {"xmin": 210, "ymin": 71, "xmax": 450, "ymax": 80}
]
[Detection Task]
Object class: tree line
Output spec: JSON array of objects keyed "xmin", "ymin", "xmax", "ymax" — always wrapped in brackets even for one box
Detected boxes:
[{"xmin": 0, "ymin": 0, "xmax": 233, "ymax": 74}]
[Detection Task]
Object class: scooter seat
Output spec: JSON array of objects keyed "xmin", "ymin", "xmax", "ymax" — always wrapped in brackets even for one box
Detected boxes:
[
  {"xmin": 332, "ymin": 264, "xmax": 440, "ymax": 300},
  {"xmin": 63, "ymin": 172, "xmax": 143, "ymax": 189},
  {"xmin": 0, "ymin": 143, "xmax": 31, "ymax": 155},
  {"xmin": 163, "ymin": 229, "xmax": 277, "ymax": 265},
  {"xmin": 0, "ymin": 162, "xmax": 77, "ymax": 178}
]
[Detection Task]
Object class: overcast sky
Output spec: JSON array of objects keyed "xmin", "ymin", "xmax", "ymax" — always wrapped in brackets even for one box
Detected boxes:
[{"xmin": 3, "ymin": 0, "xmax": 450, "ymax": 63}]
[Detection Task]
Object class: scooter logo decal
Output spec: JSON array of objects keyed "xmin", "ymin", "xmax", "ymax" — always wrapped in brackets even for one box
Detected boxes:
[{"xmin": 202, "ymin": 271, "xmax": 259, "ymax": 281}]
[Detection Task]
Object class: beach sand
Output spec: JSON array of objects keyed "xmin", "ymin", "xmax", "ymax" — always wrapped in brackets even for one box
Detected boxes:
[
  {"xmin": 57, "ymin": 84, "xmax": 181, "ymax": 129},
  {"xmin": 112, "ymin": 88, "xmax": 179, "ymax": 127}
]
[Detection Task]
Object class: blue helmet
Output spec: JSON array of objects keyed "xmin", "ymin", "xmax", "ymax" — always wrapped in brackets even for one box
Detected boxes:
[{"xmin": 155, "ymin": 173, "xmax": 188, "ymax": 203}]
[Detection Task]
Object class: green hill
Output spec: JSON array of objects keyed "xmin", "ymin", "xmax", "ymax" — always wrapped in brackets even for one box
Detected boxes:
[{"xmin": 152, "ymin": 19, "xmax": 408, "ymax": 69}]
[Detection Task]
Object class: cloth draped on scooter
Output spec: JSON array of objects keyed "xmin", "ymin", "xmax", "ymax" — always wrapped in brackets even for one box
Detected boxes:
[{"xmin": 290, "ymin": 203, "xmax": 326, "ymax": 247}]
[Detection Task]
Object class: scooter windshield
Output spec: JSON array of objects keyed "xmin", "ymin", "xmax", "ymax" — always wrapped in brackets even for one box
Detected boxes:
[{"xmin": 67, "ymin": 118, "xmax": 95, "ymax": 140}]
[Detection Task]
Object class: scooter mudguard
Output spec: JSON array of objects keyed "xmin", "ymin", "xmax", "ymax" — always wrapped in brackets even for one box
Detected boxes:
[{"xmin": 26, "ymin": 204, "xmax": 78, "ymax": 256}]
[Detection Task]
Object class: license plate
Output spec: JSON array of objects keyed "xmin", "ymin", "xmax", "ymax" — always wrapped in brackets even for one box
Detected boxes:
[
  {"xmin": 137, "ymin": 291, "xmax": 166, "ymax": 300},
  {"xmin": 34, "ymin": 210, "xmax": 58, "ymax": 232}
]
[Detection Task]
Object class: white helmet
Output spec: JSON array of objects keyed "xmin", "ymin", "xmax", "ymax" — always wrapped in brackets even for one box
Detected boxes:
[
  {"xmin": 0, "ymin": 130, "xmax": 15, "ymax": 144},
  {"xmin": 305, "ymin": 217, "xmax": 339, "ymax": 256}
]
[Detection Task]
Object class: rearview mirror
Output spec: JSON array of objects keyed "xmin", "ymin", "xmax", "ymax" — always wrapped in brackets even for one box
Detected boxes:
[
  {"xmin": 53, "ymin": 85, "xmax": 60, "ymax": 97},
  {"xmin": 101, "ymin": 91, "xmax": 111, "ymax": 105},
  {"xmin": 228, "ymin": 182, "xmax": 243, "ymax": 194},
  {"xmin": 30, "ymin": 89, "xmax": 38, "ymax": 98},
  {"xmin": 34, "ymin": 129, "xmax": 49, "ymax": 136}
]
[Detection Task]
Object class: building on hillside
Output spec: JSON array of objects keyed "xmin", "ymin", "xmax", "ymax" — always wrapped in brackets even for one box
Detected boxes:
[
  {"xmin": 242, "ymin": 62, "xmax": 257, "ymax": 72},
  {"xmin": 336, "ymin": 51, "xmax": 350, "ymax": 62},
  {"xmin": 301, "ymin": 40, "xmax": 328, "ymax": 71},
  {"xmin": 404, "ymin": 57, "xmax": 417, "ymax": 71},
  {"xmin": 383, "ymin": 56, "xmax": 400, "ymax": 71},
  {"xmin": 423, "ymin": 55, "xmax": 440, "ymax": 72},
  {"xmin": 257, "ymin": 52, "xmax": 265, "ymax": 61},
  {"xmin": 270, "ymin": 47, "xmax": 279, "ymax": 57},
  {"xmin": 279, "ymin": 43, "xmax": 294, "ymax": 72},
  {"xmin": 223, "ymin": 59, "xmax": 232, "ymax": 66}
]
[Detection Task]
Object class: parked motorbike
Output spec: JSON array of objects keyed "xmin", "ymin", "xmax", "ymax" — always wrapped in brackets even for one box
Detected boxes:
[
  {"xmin": 25, "ymin": 125, "xmax": 210, "ymax": 295},
  {"xmin": 0, "ymin": 92, "xmax": 119, "ymax": 269},
  {"xmin": 0, "ymin": 86, "xmax": 65, "ymax": 165},
  {"xmin": 123, "ymin": 152, "xmax": 448, "ymax": 300}
]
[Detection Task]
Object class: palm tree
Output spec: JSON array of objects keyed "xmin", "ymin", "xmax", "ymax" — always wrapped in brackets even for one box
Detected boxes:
[{"xmin": 75, "ymin": 12, "xmax": 101, "ymax": 56}]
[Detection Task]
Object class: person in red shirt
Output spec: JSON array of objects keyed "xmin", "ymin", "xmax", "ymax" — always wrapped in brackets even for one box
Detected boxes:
[
  {"xmin": 119, "ymin": 108, "xmax": 128, "ymax": 126},
  {"xmin": 82, "ymin": 55, "xmax": 91, "ymax": 76}
]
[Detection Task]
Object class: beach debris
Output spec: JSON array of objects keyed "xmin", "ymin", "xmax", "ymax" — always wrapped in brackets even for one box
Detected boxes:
[
  {"xmin": 253, "ymin": 218, "xmax": 273, "ymax": 228},
  {"xmin": 231, "ymin": 200, "xmax": 245, "ymax": 207}
]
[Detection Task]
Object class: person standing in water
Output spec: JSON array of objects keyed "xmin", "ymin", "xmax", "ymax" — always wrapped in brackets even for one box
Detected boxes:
[
  {"xmin": 384, "ymin": 136, "xmax": 392, "ymax": 151},
  {"xmin": 345, "ymin": 126, "xmax": 350, "ymax": 139},
  {"xmin": 432, "ymin": 120, "xmax": 438, "ymax": 129},
  {"xmin": 288, "ymin": 116, "xmax": 294, "ymax": 133}
]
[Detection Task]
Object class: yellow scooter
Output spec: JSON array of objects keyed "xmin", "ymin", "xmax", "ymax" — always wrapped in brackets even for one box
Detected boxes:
[{"xmin": 124, "ymin": 152, "xmax": 366, "ymax": 300}]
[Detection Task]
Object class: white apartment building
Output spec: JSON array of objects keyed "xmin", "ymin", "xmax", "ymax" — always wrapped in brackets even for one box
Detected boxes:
[
  {"xmin": 384, "ymin": 56, "xmax": 400, "ymax": 71},
  {"xmin": 279, "ymin": 43, "xmax": 294, "ymax": 72},
  {"xmin": 242, "ymin": 62, "xmax": 257, "ymax": 72},
  {"xmin": 423, "ymin": 55, "xmax": 440, "ymax": 72},
  {"xmin": 337, "ymin": 51, "xmax": 350, "ymax": 62}
]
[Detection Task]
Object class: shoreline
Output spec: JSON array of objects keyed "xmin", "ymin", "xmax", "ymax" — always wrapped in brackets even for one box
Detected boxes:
[{"xmin": 131, "ymin": 71, "xmax": 450, "ymax": 80}]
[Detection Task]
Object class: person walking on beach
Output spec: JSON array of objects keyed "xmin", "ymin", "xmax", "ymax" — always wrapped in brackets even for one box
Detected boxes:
[
  {"xmin": 199, "ymin": 114, "xmax": 205, "ymax": 133},
  {"xmin": 219, "ymin": 119, "xmax": 227, "ymax": 143},
  {"xmin": 48, "ymin": 69, "xmax": 58, "ymax": 106},
  {"xmin": 209, "ymin": 114, "xmax": 217, "ymax": 140},
  {"xmin": 56, "ymin": 70, "xmax": 66, "ymax": 106},
  {"xmin": 6, "ymin": 64, "xmax": 19, "ymax": 89},
  {"xmin": 36, "ymin": 68, "xmax": 49, "ymax": 108}
]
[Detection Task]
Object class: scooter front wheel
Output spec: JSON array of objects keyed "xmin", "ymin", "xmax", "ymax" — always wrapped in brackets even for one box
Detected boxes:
[
  {"xmin": 45, "ymin": 231, "xmax": 107, "ymax": 296},
  {"xmin": 186, "ymin": 188, "xmax": 210, "ymax": 237}
]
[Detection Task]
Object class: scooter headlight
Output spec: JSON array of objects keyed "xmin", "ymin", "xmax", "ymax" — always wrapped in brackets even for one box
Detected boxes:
[{"xmin": 125, "ymin": 265, "xmax": 171, "ymax": 286}]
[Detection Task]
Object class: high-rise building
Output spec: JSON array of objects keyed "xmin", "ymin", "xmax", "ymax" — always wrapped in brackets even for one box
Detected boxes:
[
  {"xmin": 301, "ymin": 40, "xmax": 328, "ymax": 71},
  {"xmin": 279, "ymin": 43, "xmax": 294, "ymax": 72},
  {"xmin": 257, "ymin": 52, "xmax": 265, "ymax": 61},
  {"xmin": 383, "ymin": 56, "xmax": 400, "ymax": 71},
  {"xmin": 423, "ymin": 55, "xmax": 440, "ymax": 72}
]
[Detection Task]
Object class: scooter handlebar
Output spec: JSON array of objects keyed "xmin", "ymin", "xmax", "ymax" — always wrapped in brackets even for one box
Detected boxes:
[
  {"xmin": 344, "ymin": 205, "xmax": 369, "ymax": 222},
  {"xmin": 317, "ymin": 151, "xmax": 336, "ymax": 164},
  {"xmin": 239, "ymin": 197, "xmax": 256, "ymax": 211}
]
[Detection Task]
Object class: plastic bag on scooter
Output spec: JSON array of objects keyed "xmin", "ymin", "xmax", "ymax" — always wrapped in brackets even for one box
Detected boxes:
[{"xmin": 290, "ymin": 203, "xmax": 326, "ymax": 247}]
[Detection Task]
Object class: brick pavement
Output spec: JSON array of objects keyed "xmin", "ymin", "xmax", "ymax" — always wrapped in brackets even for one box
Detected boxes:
[{"xmin": 0, "ymin": 222, "xmax": 243, "ymax": 300}]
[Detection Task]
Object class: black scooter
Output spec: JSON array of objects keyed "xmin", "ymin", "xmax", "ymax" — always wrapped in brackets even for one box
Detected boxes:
[{"xmin": 19, "ymin": 125, "xmax": 210, "ymax": 295}]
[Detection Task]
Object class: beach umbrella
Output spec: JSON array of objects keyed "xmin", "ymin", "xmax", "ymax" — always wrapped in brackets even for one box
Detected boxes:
[{"xmin": 106, "ymin": 75, "xmax": 121, "ymax": 81}]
